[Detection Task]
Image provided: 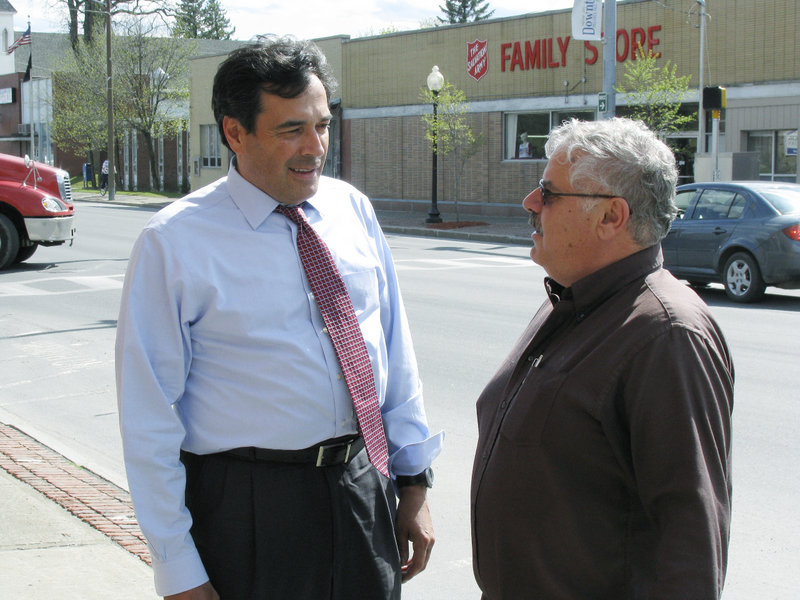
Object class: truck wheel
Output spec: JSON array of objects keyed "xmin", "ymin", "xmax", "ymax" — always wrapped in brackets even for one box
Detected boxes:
[
  {"xmin": 0, "ymin": 214, "xmax": 20, "ymax": 270},
  {"xmin": 14, "ymin": 244, "xmax": 37, "ymax": 264},
  {"xmin": 723, "ymin": 252, "xmax": 765, "ymax": 303}
]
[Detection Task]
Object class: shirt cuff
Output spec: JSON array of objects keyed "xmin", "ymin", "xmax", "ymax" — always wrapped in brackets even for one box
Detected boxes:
[
  {"xmin": 389, "ymin": 430, "xmax": 445, "ymax": 477},
  {"xmin": 152, "ymin": 547, "xmax": 210, "ymax": 597}
]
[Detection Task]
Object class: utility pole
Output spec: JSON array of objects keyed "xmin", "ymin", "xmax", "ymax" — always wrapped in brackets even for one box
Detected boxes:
[
  {"xmin": 106, "ymin": 0, "xmax": 115, "ymax": 201},
  {"xmin": 601, "ymin": 0, "xmax": 617, "ymax": 120},
  {"xmin": 697, "ymin": 0, "xmax": 706, "ymax": 154}
]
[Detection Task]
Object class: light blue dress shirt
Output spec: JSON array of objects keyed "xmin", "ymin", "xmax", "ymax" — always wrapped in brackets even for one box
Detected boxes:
[{"xmin": 116, "ymin": 163, "xmax": 444, "ymax": 596}]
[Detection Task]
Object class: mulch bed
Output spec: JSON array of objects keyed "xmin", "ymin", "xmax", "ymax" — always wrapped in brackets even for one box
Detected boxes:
[{"xmin": 426, "ymin": 221, "xmax": 489, "ymax": 230}]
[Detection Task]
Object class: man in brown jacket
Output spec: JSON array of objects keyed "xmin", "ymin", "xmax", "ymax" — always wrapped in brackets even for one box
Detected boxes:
[{"xmin": 471, "ymin": 118, "xmax": 733, "ymax": 599}]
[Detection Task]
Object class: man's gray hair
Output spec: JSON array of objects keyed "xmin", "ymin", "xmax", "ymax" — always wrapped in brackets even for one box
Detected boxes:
[{"xmin": 545, "ymin": 118, "xmax": 679, "ymax": 247}]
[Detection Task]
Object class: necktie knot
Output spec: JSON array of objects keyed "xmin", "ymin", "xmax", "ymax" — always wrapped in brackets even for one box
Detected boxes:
[{"xmin": 275, "ymin": 203, "xmax": 308, "ymax": 227}]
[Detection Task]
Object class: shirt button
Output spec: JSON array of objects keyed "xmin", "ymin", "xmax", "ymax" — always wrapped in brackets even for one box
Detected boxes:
[
  {"xmin": 527, "ymin": 355, "xmax": 534, "ymax": 362},
  {"xmin": 337, "ymin": 373, "xmax": 343, "ymax": 380},
  {"xmin": 323, "ymin": 327, "xmax": 329, "ymax": 335}
]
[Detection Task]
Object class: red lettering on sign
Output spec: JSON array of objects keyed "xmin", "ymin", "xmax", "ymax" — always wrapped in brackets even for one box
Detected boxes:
[
  {"xmin": 648, "ymin": 25, "xmax": 662, "ymax": 57},
  {"xmin": 630, "ymin": 27, "xmax": 645, "ymax": 59},
  {"xmin": 557, "ymin": 36, "xmax": 570, "ymax": 66},
  {"xmin": 501, "ymin": 42, "xmax": 511, "ymax": 71},
  {"xmin": 546, "ymin": 39, "xmax": 558, "ymax": 68},
  {"xmin": 617, "ymin": 28, "xmax": 629, "ymax": 61},
  {"xmin": 525, "ymin": 40, "xmax": 541, "ymax": 69},
  {"xmin": 499, "ymin": 23, "xmax": 663, "ymax": 72},
  {"xmin": 510, "ymin": 42, "xmax": 524, "ymax": 70},
  {"xmin": 584, "ymin": 41, "xmax": 598, "ymax": 65}
]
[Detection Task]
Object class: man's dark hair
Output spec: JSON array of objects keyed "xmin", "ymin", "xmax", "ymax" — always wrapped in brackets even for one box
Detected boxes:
[{"xmin": 212, "ymin": 35, "xmax": 337, "ymax": 150}]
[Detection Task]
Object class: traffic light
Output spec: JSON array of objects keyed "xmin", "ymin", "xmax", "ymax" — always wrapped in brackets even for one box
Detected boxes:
[{"xmin": 702, "ymin": 86, "xmax": 726, "ymax": 110}]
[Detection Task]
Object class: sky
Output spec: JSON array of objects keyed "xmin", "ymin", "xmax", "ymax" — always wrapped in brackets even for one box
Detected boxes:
[{"xmin": 16, "ymin": 0, "xmax": 576, "ymax": 40}]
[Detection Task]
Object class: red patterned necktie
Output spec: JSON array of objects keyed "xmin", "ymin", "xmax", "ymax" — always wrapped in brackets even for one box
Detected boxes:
[{"xmin": 276, "ymin": 204, "xmax": 389, "ymax": 477}]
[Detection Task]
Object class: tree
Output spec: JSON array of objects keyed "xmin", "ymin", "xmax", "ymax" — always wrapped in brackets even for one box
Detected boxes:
[
  {"xmin": 171, "ymin": 0, "xmax": 202, "ymax": 37},
  {"xmin": 51, "ymin": 37, "xmax": 119, "ymax": 169},
  {"xmin": 420, "ymin": 81, "xmax": 484, "ymax": 221},
  {"xmin": 438, "ymin": 0, "xmax": 495, "ymax": 24},
  {"xmin": 52, "ymin": 18, "xmax": 193, "ymax": 191},
  {"xmin": 172, "ymin": 0, "xmax": 235, "ymax": 39},
  {"xmin": 114, "ymin": 17, "xmax": 194, "ymax": 189},
  {"xmin": 616, "ymin": 44, "xmax": 695, "ymax": 139},
  {"xmin": 57, "ymin": 0, "xmax": 170, "ymax": 49}
]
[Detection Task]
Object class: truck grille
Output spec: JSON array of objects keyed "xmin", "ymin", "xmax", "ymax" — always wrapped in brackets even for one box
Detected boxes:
[{"xmin": 59, "ymin": 171, "xmax": 73, "ymax": 204}]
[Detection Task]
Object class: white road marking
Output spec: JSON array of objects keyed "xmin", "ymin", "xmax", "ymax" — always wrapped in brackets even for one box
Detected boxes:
[
  {"xmin": 0, "ymin": 275, "xmax": 124, "ymax": 297},
  {"xmin": 394, "ymin": 256, "xmax": 532, "ymax": 271}
]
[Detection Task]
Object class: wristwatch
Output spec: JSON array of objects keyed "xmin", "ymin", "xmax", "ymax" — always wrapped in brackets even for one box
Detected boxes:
[{"xmin": 395, "ymin": 467, "xmax": 434, "ymax": 489}]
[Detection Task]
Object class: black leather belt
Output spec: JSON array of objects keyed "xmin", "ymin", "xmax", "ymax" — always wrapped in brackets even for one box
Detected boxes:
[{"xmin": 222, "ymin": 435, "xmax": 364, "ymax": 467}]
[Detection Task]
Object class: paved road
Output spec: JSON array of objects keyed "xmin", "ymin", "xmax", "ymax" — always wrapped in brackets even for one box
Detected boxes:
[{"xmin": 2, "ymin": 201, "xmax": 799, "ymax": 598}]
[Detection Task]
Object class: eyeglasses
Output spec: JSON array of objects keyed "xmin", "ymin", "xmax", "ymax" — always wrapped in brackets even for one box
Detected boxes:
[{"xmin": 537, "ymin": 179, "xmax": 618, "ymax": 206}]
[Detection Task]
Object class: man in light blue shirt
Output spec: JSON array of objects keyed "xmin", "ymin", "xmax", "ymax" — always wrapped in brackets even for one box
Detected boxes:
[{"xmin": 116, "ymin": 36, "xmax": 443, "ymax": 600}]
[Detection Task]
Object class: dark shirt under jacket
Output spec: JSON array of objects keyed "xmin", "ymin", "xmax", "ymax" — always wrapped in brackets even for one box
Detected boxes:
[{"xmin": 471, "ymin": 244, "xmax": 734, "ymax": 600}]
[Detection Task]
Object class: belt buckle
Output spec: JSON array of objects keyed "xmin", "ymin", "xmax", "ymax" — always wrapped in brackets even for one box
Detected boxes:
[{"xmin": 315, "ymin": 440, "xmax": 352, "ymax": 467}]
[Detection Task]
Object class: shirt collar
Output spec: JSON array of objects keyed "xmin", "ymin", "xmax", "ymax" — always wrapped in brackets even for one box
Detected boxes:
[
  {"xmin": 544, "ymin": 245, "xmax": 663, "ymax": 316},
  {"xmin": 224, "ymin": 158, "xmax": 326, "ymax": 230}
]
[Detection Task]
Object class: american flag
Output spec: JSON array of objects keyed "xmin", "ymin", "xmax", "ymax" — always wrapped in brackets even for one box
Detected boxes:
[{"xmin": 6, "ymin": 24, "xmax": 31, "ymax": 55}]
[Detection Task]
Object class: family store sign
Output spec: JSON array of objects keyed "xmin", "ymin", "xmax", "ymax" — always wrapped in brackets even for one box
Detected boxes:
[{"xmin": 490, "ymin": 25, "xmax": 663, "ymax": 73}]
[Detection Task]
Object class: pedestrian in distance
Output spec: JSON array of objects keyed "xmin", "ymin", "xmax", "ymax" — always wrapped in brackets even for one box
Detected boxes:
[
  {"xmin": 471, "ymin": 117, "xmax": 734, "ymax": 599},
  {"xmin": 116, "ymin": 35, "xmax": 443, "ymax": 600},
  {"xmin": 99, "ymin": 159, "xmax": 109, "ymax": 195}
]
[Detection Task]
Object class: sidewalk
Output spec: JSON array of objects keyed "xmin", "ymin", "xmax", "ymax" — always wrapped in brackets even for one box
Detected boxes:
[
  {"xmin": 71, "ymin": 189, "xmax": 534, "ymax": 246},
  {"xmin": 0, "ymin": 189, "xmax": 533, "ymax": 598},
  {"xmin": 0, "ymin": 423, "xmax": 158, "ymax": 598}
]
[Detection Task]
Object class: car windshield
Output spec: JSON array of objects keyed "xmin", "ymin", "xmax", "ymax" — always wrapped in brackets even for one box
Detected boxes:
[{"xmin": 760, "ymin": 187, "xmax": 800, "ymax": 215}]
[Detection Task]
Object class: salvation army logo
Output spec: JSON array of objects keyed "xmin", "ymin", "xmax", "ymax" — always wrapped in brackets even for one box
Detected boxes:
[{"xmin": 467, "ymin": 40, "xmax": 488, "ymax": 81}]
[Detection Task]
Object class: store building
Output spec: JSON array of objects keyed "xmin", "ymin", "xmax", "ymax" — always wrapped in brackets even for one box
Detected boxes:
[{"xmin": 191, "ymin": 0, "xmax": 799, "ymax": 217}]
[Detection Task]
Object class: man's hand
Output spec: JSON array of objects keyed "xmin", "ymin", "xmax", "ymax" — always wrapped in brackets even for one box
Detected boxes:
[
  {"xmin": 395, "ymin": 485, "xmax": 435, "ymax": 582},
  {"xmin": 165, "ymin": 581, "xmax": 219, "ymax": 600}
]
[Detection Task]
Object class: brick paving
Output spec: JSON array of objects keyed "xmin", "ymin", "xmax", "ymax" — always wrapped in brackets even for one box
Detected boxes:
[{"xmin": 0, "ymin": 422, "xmax": 151, "ymax": 565}]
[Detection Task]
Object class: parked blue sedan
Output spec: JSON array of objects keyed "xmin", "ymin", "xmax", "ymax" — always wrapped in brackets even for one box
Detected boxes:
[{"xmin": 662, "ymin": 181, "xmax": 800, "ymax": 302}]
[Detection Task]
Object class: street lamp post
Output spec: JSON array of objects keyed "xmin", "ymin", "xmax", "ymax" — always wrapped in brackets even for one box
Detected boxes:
[{"xmin": 426, "ymin": 66, "xmax": 444, "ymax": 224}]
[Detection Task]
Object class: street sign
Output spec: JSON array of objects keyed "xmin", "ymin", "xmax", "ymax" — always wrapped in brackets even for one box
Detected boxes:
[{"xmin": 598, "ymin": 92, "xmax": 607, "ymax": 113}]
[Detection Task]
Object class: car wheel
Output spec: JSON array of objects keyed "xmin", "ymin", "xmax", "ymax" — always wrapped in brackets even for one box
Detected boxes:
[
  {"xmin": 13, "ymin": 244, "xmax": 37, "ymax": 264},
  {"xmin": 723, "ymin": 252, "xmax": 765, "ymax": 303},
  {"xmin": 0, "ymin": 213, "xmax": 20, "ymax": 270}
]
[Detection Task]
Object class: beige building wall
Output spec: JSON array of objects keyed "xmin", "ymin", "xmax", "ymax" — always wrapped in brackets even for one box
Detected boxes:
[
  {"xmin": 189, "ymin": 0, "xmax": 799, "ymax": 208},
  {"xmin": 189, "ymin": 54, "xmax": 231, "ymax": 190}
]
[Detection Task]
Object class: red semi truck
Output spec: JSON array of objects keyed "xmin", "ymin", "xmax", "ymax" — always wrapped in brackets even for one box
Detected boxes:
[{"xmin": 0, "ymin": 153, "xmax": 76, "ymax": 270}]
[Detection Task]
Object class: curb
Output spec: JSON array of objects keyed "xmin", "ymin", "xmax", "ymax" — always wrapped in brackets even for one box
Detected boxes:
[
  {"xmin": 0, "ymin": 422, "xmax": 151, "ymax": 565},
  {"xmin": 73, "ymin": 193, "xmax": 532, "ymax": 246},
  {"xmin": 381, "ymin": 224, "xmax": 529, "ymax": 246}
]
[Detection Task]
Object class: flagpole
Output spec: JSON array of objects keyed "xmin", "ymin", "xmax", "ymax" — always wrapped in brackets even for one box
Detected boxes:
[{"xmin": 27, "ymin": 19, "xmax": 33, "ymax": 157}]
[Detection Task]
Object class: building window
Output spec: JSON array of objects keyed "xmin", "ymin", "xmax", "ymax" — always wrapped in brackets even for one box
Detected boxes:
[
  {"xmin": 504, "ymin": 110, "xmax": 595, "ymax": 160},
  {"xmin": 200, "ymin": 124, "xmax": 222, "ymax": 168},
  {"xmin": 747, "ymin": 129, "xmax": 798, "ymax": 182}
]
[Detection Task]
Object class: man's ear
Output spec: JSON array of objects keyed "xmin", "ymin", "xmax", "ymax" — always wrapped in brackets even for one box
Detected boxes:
[
  {"xmin": 596, "ymin": 196, "xmax": 631, "ymax": 240},
  {"xmin": 222, "ymin": 116, "xmax": 245, "ymax": 154}
]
